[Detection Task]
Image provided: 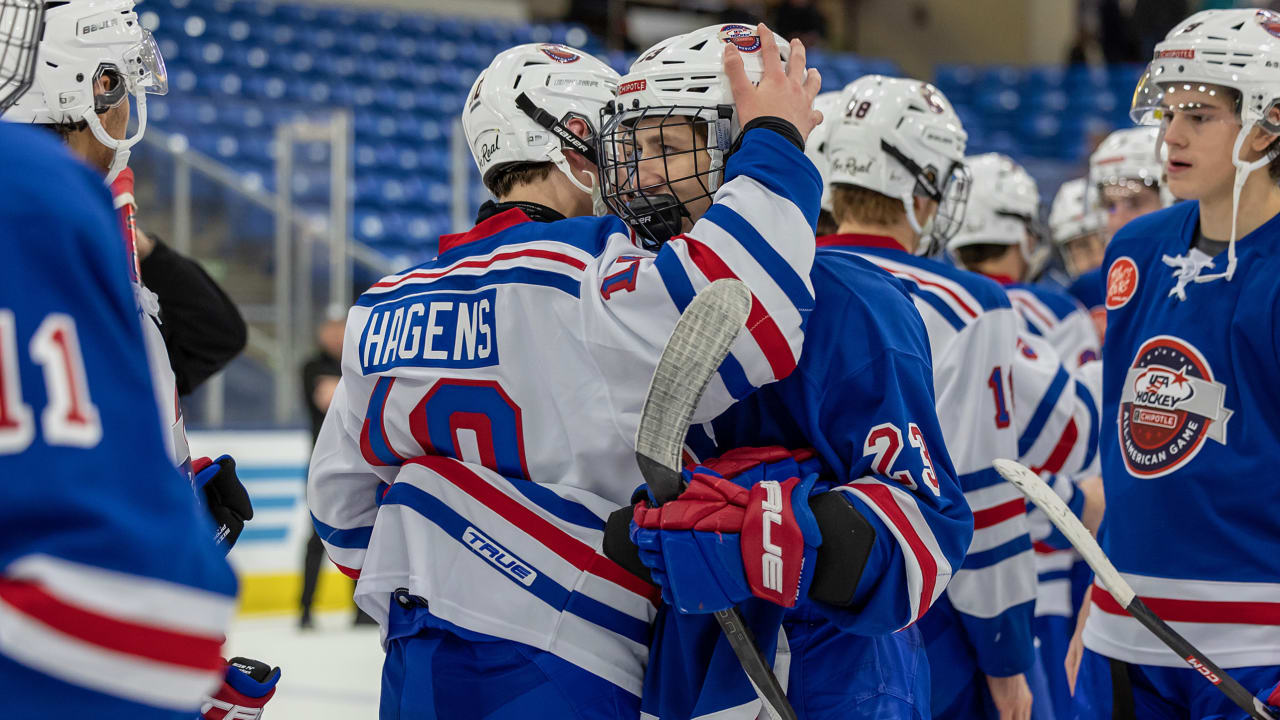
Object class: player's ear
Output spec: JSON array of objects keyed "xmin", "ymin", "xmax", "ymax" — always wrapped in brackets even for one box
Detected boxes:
[{"xmin": 562, "ymin": 117, "xmax": 599, "ymax": 177}]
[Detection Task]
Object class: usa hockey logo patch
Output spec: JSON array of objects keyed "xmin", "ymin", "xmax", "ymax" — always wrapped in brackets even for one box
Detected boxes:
[
  {"xmin": 1106, "ymin": 256, "xmax": 1139, "ymax": 310},
  {"xmin": 1119, "ymin": 335, "xmax": 1233, "ymax": 478},
  {"xmin": 539, "ymin": 44, "xmax": 581, "ymax": 63},
  {"xmin": 719, "ymin": 24, "xmax": 761, "ymax": 52}
]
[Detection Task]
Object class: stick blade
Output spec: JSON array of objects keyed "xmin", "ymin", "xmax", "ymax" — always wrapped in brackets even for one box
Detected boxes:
[{"xmin": 635, "ymin": 279, "xmax": 752, "ymax": 494}]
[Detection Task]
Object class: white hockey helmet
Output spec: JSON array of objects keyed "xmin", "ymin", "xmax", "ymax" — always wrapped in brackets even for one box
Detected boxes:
[
  {"xmin": 5, "ymin": 0, "xmax": 167, "ymax": 183},
  {"xmin": 948, "ymin": 153, "xmax": 1047, "ymax": 274},
  {"xmin": 0, "ymin": 0, "xmax": 44, "ymax": 114},
  {"xmin": 1088, "ymin": 126, "xmax": 1174, "ymax": 208},
  {"xmin": 462, "ymin": 43, "xmax": 619, "ymax": 202},
  {"xmin": 804, "ymin": 90, "xmax": 849, "ymax": 214},
  {"xmin": 1129, "ymin": 8, "xmax": 1280, "ymax": 288},
  {"xmin": 597, "ymin": 23, "xmax": 790, "ymax": 248},
  {"xmin": 824, "ymin": 74, "xmax": 970, "ymax": 255},
  {"xmin": 1049, "ymin": 177, "xmax": 1105, "ymax": 247}
]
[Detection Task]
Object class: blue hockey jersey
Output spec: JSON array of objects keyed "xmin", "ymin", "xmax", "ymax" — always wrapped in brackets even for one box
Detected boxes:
[
  {"xmin": 0, "ymin": 124, "xmax": 237, "ymax": 716},
  {"xmin": 658, "ymin": 236, "xmax": 974, "ymax": 718},
  {"xmin": 1083, "ymin": 201, "xmax": 1280, "ymax": 669}
]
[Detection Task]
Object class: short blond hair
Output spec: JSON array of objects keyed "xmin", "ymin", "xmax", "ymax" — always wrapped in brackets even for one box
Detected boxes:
[{"xmin": 831, "ymin": 183, "xmax": 906, "ymax": 227}]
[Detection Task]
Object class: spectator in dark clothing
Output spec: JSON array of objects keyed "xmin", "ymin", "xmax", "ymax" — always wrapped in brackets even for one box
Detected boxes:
[
  {"xmin": 136, "ymin": 230, "xmax": 248, "ymax": 395},
  {"xmin": 772, "ymin": 0, "xmax": 827, "ymax": 48},
  {"xmin": 299, "ymin": 315, "xmax": 367, "ymax": 629}
]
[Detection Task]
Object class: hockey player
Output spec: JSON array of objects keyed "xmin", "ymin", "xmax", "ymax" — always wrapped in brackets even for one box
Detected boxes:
[
  {"xmin": 600, "ymin": 64, "xmax": 972, "ymax": 720},
  {"xmin": 1071, "ymin": 9, "xmax": 1280, "ymax": 717},
  {"xmin": 787, "ymin": 75, "xmax": 1032, "ymax": 720},
  {"xmin": 1068, "ymin": 126, "xmax": 1177, "ymax": 337},
  {"xmin": 0, "ymin": 12, "xmax": 238, "ymax": 713},
  {"xmin": 1, "ymin": 3, "xmax": 275, "ymax": 714},
  {"xmin": 306, "ymin": 26, "xmax": 825, "ymax": 719},
  {"xmin": 948, "ymin": 154, "xmax": 1107, "ymax": 720},
  {"xmin": 950, "ymin": 153, "xmax": 1102, "ymax": 369}
]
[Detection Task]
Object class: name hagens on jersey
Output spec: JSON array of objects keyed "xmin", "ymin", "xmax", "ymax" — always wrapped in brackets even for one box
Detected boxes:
[
  {"xmin": 360, "ymin": 288, "xmax": 498, "ymax": 374},
  {"xmin": 1118, "ymin": 335, "xmax": 1232, "ymax": 478}
]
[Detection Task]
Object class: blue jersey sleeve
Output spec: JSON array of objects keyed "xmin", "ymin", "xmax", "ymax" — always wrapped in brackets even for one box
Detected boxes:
[{"xmin": 0, "ymin": 125, "xmax": 235, "ymax": 718}]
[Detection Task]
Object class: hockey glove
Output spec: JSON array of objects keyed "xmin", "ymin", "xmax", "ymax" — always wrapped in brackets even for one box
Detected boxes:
[
  {"xmin": 193, "ymin": 455, "xmax": 253, "ymax": 552},
  {"xmin": 631, "ymin": 446, "xmax": 823, "ymax": 614},
  {"xmin": 201, "ymin": 656, "xmax": 280, "ymax": 720}
]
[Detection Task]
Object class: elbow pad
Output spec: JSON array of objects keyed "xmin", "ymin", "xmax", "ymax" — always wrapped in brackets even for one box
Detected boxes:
[{"xmin": 807, "ymin": 491, "xmax": 876, "ymax": 607}]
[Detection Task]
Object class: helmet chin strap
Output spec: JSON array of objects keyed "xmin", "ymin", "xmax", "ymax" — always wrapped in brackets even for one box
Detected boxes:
[
  {"xmin": 83, "ymin": 92, "xmax": 148, "ymax": 185},
  {"xmin": 549, "ymin": 149, "xmax": 606, "ymax": 216}
]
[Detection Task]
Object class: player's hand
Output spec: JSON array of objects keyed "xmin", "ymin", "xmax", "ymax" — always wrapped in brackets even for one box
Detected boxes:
[
  {"xmin": 724, "ymin": 23, "xmax": 823, "ymax": 141},
  {"xmin": 1066, "ymin": 586, "xmax": 1092, "ymax": 695},
  {"xmin": 201, "ymin": 656, "xmax": 280, "ymax": 719},
  {"xmin": 194, "ymin": 455, "xmax": 253, "ymax": 553},
  {"xmin": 1078, "ymin": 475, "xmax": 1105, "ymax": 535},
  {"xmin": 985, "ymin": 672, "xmax": 1033, "ymax": 720},
  {"xmin": 631, "ymin": 446, "xmax": 823, "ymax": 613}
]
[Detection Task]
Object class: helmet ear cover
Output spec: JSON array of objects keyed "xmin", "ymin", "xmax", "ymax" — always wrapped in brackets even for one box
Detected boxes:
[{"xmin": 92, "ymin": 65, "xmax": 128, "ymax": 114}]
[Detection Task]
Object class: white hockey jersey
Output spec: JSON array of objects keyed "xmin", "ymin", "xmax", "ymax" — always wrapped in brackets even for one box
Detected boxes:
[{"xmin": 307, "ymin": 128, "xmax": 820, "ymax": 695}]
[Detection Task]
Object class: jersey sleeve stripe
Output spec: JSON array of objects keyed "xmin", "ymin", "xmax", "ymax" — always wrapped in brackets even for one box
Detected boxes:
[
  {"xmin": 0, "ymin": 577, "xmax": 225, "ymax": 672},
  {"xmin": 654, "ymin": 245, "xmax": 696, "ymax": 312},
  {"xmin": 650, "ymin": 243, "xmax": 755, "ymax": 399},
  {"xmin": 409, "ymin": 455, "xmax": 660, "ymax": 604},
  {"xmin": 701, "ymin": 204, "xmax": 815, "ymax": 319},
  {"xmin": 1075, "ymin": 381, "xmax": 1099, "ymax": 470},
  {"xmin": 311, "ymin": 512, "xmax": 373, "ymax": 550},
  {"xmin": 0, "ymin": 598, "xmax": 225, "ymax": 710},
  {"xmin": 1017, "ymin": 365, "xmax": 1070, "ymax": 457},
  {"xmin": 957, "ymin": 467, "xmax": 1011, "ymax": 492},
  {"xmin": 682, "ymin": 236, "xmax": 797, "ymax": 380},
  {"xmin": 1029, "ymin": 419, "xmax": 1079, "ymax": 475},
  {"xmin": 838, "ymin": 481, "xmax": 949, "ymax": 625}
]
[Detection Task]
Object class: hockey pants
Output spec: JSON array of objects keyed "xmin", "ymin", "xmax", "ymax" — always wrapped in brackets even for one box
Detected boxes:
[{"xmin": 379, "ymin": 591, "xmax": 638, "ymax": 720}]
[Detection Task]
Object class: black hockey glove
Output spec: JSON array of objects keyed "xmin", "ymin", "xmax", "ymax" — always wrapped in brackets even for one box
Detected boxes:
[{"xmin": 193, "ymin": 455, "xmax": 253, "ymax": 553}]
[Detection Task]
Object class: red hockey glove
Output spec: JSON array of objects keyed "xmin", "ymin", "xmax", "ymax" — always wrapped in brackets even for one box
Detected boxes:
[{"xmin": 632, "ymin": 447, "xmax": 823, "ymax": 613}]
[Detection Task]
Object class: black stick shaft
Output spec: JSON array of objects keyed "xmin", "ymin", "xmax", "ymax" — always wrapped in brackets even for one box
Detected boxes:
[
  {"xmin": 713, "ymin": 608, "xmax": 798, "ymax": 720},
  {"xmin": 1126, "ymin": 599, "xmax": 1273, "ymax": 720}
]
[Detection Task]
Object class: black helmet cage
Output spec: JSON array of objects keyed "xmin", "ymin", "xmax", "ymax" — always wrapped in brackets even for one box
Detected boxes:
[
  {"xmin": 598, "ymin": 100, "xmax": 734, "ymax": 250},
  {"xmin": 0, "ymin": 0, "xmax": 44, "ymax": 114}
]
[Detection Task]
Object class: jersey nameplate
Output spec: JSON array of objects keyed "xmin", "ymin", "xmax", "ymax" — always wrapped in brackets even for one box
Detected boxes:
[{"xmin": 360, "ymin": 288, "xmax": 498, "ymax": 374}]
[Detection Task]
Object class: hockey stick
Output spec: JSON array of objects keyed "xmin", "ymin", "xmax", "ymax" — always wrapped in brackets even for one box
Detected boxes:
[
  {"xmin": 636, "ymin": 278, "xmax": 798, "ymax": 720},
  {"xmin": 992, "ymin": 459, "xmax": 1276, "ymax": 720}
]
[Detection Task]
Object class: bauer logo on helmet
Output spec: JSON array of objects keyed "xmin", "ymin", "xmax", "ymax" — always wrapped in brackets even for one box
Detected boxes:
[{"xmin": 718, "ymin": 24, "xmax": 762, "ymax": 53}]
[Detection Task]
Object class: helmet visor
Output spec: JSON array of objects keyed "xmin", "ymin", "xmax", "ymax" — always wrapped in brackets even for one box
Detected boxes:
[
  {"xmin": 1130, "ymin": 65, "xmax": 1165, "ymax": 125},
  {"xmin": 125, "ymin": 29, "xmax": 167, "ymax": 96}
]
